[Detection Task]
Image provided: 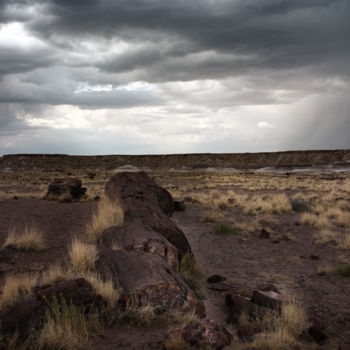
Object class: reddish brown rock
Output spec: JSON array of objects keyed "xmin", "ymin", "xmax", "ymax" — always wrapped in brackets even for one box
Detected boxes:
[
  {"xmin": 95, "ymin": 249, "xmax": 205, "ymax": 317},
  {"xmin": 98, "ymin": 219, "xmax": 179, "ymax": 269},
  {"xmin": 181, "ymin": 319, "xmax": 232, "ymax": 349},
  {"xmin": 45, "ymin": 178, "xmax": 86, "ymax": 201},
  {"xmin": 105, "ymin": 172, "xmax": 191, "ymax": 255}
]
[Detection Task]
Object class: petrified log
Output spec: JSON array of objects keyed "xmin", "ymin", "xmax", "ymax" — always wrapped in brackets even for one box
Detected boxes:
[
  {"xmin": 96, "ymin": 249, "xmax": 205, "ymax": 317},
  {"xmin": 98, "ymin": 219, "xmax": 179, "ymax": 269},
  {"xmin": 105, "ymin": 172, "xmax": 191, "ymax": 255},
  {"xmin": 45, "ymin": 178, "xmax": 86, "ymax": 201},
  {"xmin": 0, "ymin": 278, "xmax": 102, "ymax": 339}
]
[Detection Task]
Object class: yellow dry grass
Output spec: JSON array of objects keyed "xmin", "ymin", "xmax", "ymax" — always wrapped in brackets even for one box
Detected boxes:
[
  {"xmin": 0, "ymin": 274, "xmax": 37, "ymax": 312},
  {"xmin": 86, "ymin": 197, "xmax": 124, "ymax": 242},
  {"xmin": 301, "ymin": 213, "xmax": 330, "ymax": 229},
  {"xmin": 69, "ymin": 238, "xmax": 97, "ymax": 273},
  {"xmin": 4, "ymin": 225, "xmax": 46, "ymax": 251}
]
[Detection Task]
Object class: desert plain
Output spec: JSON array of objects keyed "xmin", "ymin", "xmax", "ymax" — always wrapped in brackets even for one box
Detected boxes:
[{"xmin": 0, "ymin": 150, "xmax": 349, "ymax": 350}]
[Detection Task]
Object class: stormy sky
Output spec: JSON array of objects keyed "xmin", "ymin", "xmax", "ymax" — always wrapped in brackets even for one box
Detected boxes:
[{"xmin": 0, "ymin": 0, "xmax": 349, "ymax": 155}]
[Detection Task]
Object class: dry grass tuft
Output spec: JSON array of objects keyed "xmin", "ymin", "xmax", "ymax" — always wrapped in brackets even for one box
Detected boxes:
[
  {"xmin": 0, "ymin": 274, "xmax": 37, "ymax": 312},
  {"xmin": 87, "ymin": 197, "xmax": 124, "ymax": 242},
  {"xmin": 4, "ymin": 225, "xmax": 46, "ymax": 251},
  {"xmin": 85, "ymin": 274, "xmax": 121, "ymax": 309},
  {"xmin": 248, "ymin": 297, "xmax": 309, "ymax": 350},
  {"xmin": 243, "ymin": 194, "xmax": 291, "ymax": 215},
  {"xmin": 36, "ymin": 295, "xmax": 101, "ymax": 350},
  {"xmin": 69, "ymin": 238, "xmax": 97, "ymax": 273},
  {"xmin": 301, "ymin": 213, "xmax": 330, "ymax": 229}
]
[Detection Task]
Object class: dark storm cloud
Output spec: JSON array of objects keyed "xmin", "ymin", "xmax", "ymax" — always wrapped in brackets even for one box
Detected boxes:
[
  {"xmin": 0, "ymin": 0, "xmax": 349, "ymax": 153},
  {"xmin": 25, "ymin": 0, "xmax": 349, "ymax": 78}
]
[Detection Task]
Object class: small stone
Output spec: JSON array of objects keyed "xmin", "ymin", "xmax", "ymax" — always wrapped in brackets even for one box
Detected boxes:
[
  {"xmin": 308, "ymin": 319, "xmax": 328, "ymax": 343},
  {"xmin": 260, "ymin": 228, "xmax": 270, "ymax": 239},
  {"xmin": 272, "ymin": 239, "xmax": 280, "ymax": 244},
  {"xmin": 311, "ymin": 254, "xmax": 320, "ymax": 260},
  {"xmin": 207, "ymin": 274, "xmax": 226, "ymax": 284}
]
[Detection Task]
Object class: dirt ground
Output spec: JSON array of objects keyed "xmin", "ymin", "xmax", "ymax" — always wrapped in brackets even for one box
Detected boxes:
[{"xmin": 0, "ymin": 167, "xmax": 349, "ymax": 349}]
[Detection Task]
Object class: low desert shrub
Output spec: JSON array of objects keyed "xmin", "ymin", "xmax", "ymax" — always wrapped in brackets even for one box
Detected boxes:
[
  {"xmin": 69, "ymin": 238, "xmax": 97, "ymax": 273},
  {"xmin": 337, "ymin": 262, "xmax": 350, "ymax": 277},
  {"xmin": 179, "ymin": 252, "xmax": 204, "ymax": 299},
  {"xmin": 4, "ymin": 224, "xmax": 45, "ymax": 251},
  {"xmin": 87, "ymin": 197, "xmax": 124, "ymax": 242},
  {"xmin": 214, "ymin": 222, "xmax": 242, "ymax": 235}
]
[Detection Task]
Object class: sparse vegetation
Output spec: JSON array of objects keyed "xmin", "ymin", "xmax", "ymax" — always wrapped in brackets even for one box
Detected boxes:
[
  {"xmin": 0, "ymin": 274, "xmax": 37, "ymax": 312},
  {"xmin": 337, "ymin": 262, "xmax": 350, "ymax": 277},
  {"xmin": 4, "ymin": 224, "xmax": 46, "ymax": 251},
  {"xmin": 86, "ymin": 197, "xmax": 124, "ymax": 242},
  {"xmin": 69, "ymin": 238, "xmax": 97, "ymax": 273},
  {"xmin": 214, "ymin": 222, "xmax": 242, "ymax": 235},
  {"xmin": 179, "ymin": 252, "xmax": 204, "ymax": 299},
  {"xmin": 36, "ymin": 295, "xmax": 101, "ymax": 350}
]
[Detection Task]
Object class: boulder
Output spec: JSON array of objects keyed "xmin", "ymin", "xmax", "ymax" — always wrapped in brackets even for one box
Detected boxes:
[
  {"xmin": 98, "ymin": 219, "xmax": 179, "ymax": 269},
  {"xmin": 105, "ymin": 172, "xmax": 191, "ymax": 255},
  {"xmin": 45, "ymin": 178, "xmax": 86, "ymax": 201},
  {"xmin": 290, "ymin": 198, "xmax": 310, "ymax": 213},
  {"xmin": 95, "ymin": 249, "xmax": 205, "ymax": 317},
  {"xmin": 181, "ymin": 319, "xmax": 232, "ymax": 349}
]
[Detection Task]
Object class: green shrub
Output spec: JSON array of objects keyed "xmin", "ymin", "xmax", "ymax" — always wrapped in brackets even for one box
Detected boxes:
[
  {"xmin": 214, "ymin": 222, "xmax": 242, "ymax": 235},
  {"xmin": 180, "ymin": 252, "xmax": 204, "ymax": 299},
  {"xmin": 337, "ymin": 262, "xmax": 350, "ymax": 277}
]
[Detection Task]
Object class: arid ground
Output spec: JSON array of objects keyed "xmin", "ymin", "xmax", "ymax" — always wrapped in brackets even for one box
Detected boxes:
[{"xmin": 0, "ymin": 151, "xmax": 349, "ymax": 349}]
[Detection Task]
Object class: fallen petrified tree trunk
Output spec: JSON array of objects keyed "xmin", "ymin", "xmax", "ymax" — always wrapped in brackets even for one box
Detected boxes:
[{"xmin": 98, "ymin": 172, "xmax": 205, "ymax": 317}]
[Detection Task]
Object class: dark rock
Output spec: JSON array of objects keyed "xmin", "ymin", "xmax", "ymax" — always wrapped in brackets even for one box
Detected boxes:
[
  {"xmin": 207, "ymin": 274, "xmax": 226, "ymax": 284},
  {"xmin": 311, "ymin": 254, "xmax": 320, "ymax": 260},
  {"xmin": 339, "ymin": 343, "xmax": 350, "ymax": 350},
  {"xmin": 290, "ymin": 198, "xmax": 311, "ymax": 213},
  {"xmin": 0, "ymin": 278, "xmax": 103, "ymax": 340},
  {"xmin": 272, "ymin": 239, "xmax": 280, "ymax": 244},
  {"xmin": 105, "ymin": 172, "xmax": 191, "ymax": 255},
  {"xmin": 174, "ymin": 198, "xmax": 186, "ymax": 211},
  {"xmin": 225, "ymin": 293, "xmax": 268, "ymax": 324},
  {"xmin": 45, "ymin": 178, "xmax": 86, "ymax": 201},
  {"xmin": 87, "ymin": 172, "xmax": 96, "ymax": 179},
  {"xmin": 260, "ymin": 228, "xmax": 270, "ymax": 239},
  {"xmin": 95, "ymin": 249, "xmax": 205, "ymax": 317},
  {"xmin": 308, "ymin": 319, "xmax": 328, "ymax": 343},
  {"xmin": 251, "ymin": 290, "xmax": 282, "ymax": 310},
  {"xmin": 181, "ymin": 319, "xmax": 232, "ymax": 349},
  {"xmin": 13, "ymin": 196, "xmax": 18, "ymax": 200},
  {"xmin": 98, "ymin": 220, "xmax": 179, "ymax": 269}
]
